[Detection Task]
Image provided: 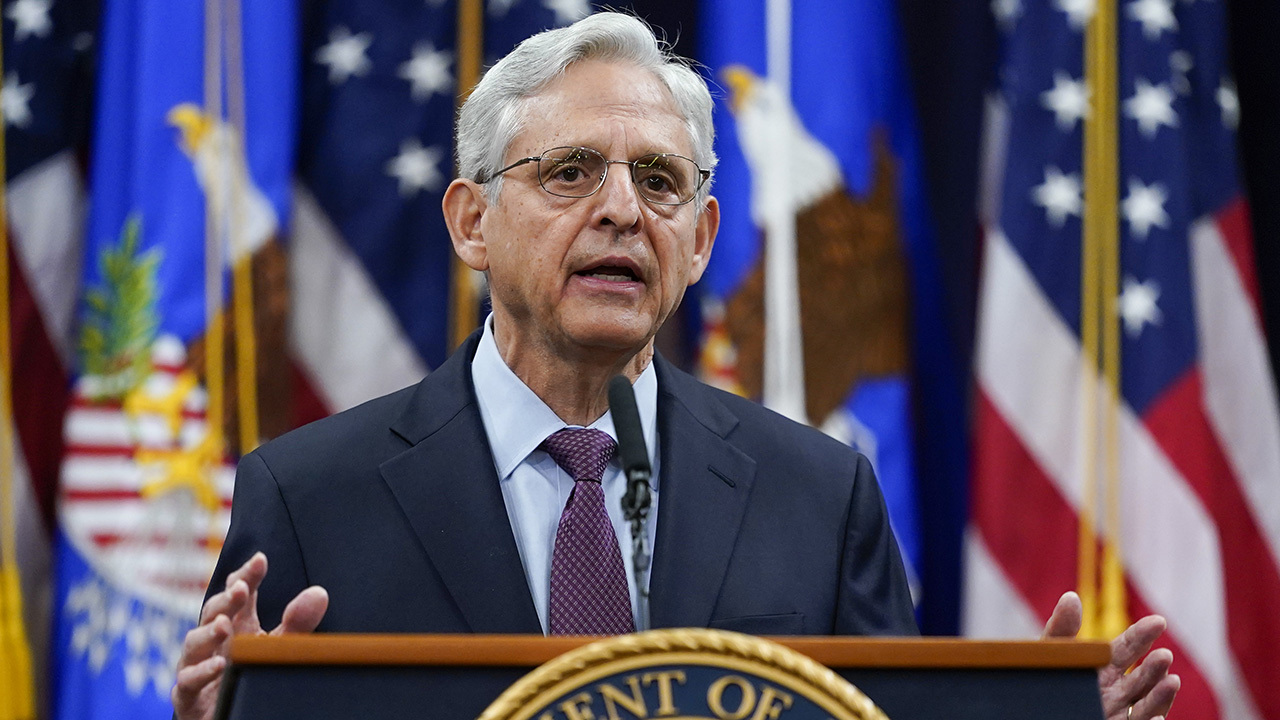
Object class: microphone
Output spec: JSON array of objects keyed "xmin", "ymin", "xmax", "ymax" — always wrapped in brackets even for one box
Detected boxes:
[
  {"xmin": 608, "ymin": 375, "xmax": 652, "ymax": 614},
  {"xmin": 609, "ymin": 375, "xmax": 652, "ymax": 513}
]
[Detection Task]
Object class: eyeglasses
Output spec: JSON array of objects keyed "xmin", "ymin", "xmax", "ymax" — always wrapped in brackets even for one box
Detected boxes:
[{"xmin": 482, "ymin": 146, "xmax": 710, "ymax": 206}]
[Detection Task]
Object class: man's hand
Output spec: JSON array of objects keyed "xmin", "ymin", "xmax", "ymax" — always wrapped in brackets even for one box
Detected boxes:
[
  {"xmin": 1043, "ymin": 591, "xmax": 1181, "ymax": 720},
  {"xmin": 171, "ymin": 553, "xmax": 329, "ymax": 720}
]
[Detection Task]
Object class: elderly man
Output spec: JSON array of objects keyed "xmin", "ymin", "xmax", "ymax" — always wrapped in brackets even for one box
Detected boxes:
[{"xmin": 172, "ymin": 12, "xmax": 1179, "ymax": 720}]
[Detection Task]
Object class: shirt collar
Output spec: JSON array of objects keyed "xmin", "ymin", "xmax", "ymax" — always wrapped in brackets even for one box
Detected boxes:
[{"xmin": 470, "ymin": 314, "xmax": 659, "ymax": 482}]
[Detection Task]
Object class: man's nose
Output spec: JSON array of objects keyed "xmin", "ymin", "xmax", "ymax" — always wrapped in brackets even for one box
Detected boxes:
[{"xmin": 594, "ymin": 162, "xmax": 642, "ymax": 230}]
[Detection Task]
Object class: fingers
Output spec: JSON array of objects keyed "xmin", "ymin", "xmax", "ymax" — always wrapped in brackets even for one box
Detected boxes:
[
  {"xmin": 178, "ymin": 614, "xmax": 232, "ymax": 669},
  {"xmin": 198, "ymin": 579, "xmax": 251, "ymax": 628},
  {"xmin": 1126, "ymin": 674, "xmax": 1180, "ymax": 720},
  {"xmin": 199, "ymin": 552, "xmax": 267, "ymax": 624},
  {"xmin": 172, "ymin": 629, "xmax": 230, "ymax": 720},
  {"xmin": 1041, "ymin": 591, "xmax": 1084, "ymax": 639},
  {"xmin": 272, "ymin": 586, "xmax": 330, "ymax": 635},
  {"xmin": 1111, "ymin": 615, "xmax": 1167, "ymax": 670}
]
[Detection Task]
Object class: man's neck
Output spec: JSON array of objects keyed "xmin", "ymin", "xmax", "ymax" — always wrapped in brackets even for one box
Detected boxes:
[{"xmin": 492, "ymin": 320, "xmax": 653, "ymax": 427}]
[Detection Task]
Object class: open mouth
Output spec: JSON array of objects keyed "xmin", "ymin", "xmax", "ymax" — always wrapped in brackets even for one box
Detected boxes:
[{"xmin": 576, "ymin": 264, "xmax": 640, "ymax": 282}]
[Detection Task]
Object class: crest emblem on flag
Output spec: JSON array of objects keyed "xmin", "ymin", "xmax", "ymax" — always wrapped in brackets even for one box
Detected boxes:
[{"xmin": 58, "ymin": 216, "xmax": 234, "ymax": 695}]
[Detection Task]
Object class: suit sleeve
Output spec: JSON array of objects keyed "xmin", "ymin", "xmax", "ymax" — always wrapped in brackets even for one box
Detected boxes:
[
  {"xmin": 204, "ymin": 450, "xmax": 311, "ymax": 630},
  {"xmin": 834, "ymin": 453, "xmax": 919, "ymax": 636}
]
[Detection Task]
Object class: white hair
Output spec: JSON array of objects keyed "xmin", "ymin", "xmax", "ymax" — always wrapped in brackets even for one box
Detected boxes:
[{"xmin": 456, "ymin": 12, "xmax": 717, "ymax": 203}]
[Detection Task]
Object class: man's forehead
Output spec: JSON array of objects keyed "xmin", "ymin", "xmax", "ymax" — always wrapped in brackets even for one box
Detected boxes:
[{"xmin": 511, "ymin": 60, "xmax": 691, "ymax": 155}]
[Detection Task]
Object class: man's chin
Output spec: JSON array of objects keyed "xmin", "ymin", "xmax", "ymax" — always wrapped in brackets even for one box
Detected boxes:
[{"xmin": 557, "ymin": 316, "xmax": 655, "ymax": 360}]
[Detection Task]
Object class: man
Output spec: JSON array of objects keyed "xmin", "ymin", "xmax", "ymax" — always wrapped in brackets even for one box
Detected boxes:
[{"xmin": 172, "ymin": 12, "xmax": 1179, "ymax": 720}]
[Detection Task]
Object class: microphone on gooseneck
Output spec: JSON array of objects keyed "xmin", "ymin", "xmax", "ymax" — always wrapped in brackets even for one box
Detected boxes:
[{"xmin": 608, "ymin": 375, "xmax": 652, "ymax": 614}]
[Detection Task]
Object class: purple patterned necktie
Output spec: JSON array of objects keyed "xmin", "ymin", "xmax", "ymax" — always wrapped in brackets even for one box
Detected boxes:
[{"xmin": 542, "ymin": 428, "xmax": 635, "ymax": 635}]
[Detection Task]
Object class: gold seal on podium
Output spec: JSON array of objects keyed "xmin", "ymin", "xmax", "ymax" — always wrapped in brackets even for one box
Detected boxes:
[{"xmin": 479, "ymin": 628, "xmax": 889, "ymax": 720}]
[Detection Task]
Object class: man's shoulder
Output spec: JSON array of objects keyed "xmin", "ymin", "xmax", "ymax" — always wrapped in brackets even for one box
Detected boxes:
[
  {"xmin": 655, "ymin": 358, "xmax": 863, "ymax": 471},
  {"xmin": 250, "ymin": 381, "xmax": 422, "ymax": 473}
]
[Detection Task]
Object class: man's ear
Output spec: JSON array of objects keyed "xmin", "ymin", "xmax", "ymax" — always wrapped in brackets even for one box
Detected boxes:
[
  {"xmin": 442, "ymin": 179, "xmax": 490, "ymax": 271},
  {"xmin": 686, "ymin": 195, "xmax": 720, "ymax": 285}
]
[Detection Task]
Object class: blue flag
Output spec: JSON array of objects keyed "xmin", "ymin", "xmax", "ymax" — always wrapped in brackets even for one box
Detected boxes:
[
  {"xmin": 698, "ymin": 0, "xmax": 963, "ymax": 606},
  {"xmin": 53, "ymin": 1, "xmax": 296, "ymax": 717}
]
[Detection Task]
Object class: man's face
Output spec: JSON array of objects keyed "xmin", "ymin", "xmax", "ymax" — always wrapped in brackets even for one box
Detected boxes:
[{"xmin": 468, "ymin": 60, "xmax": 718, "ymax": 363}]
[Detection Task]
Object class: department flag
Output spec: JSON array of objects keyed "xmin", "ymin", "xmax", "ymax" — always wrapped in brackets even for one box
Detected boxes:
[
  {"xmin": 698, "ymin": 0, "xmax": 965, "ymax": 606},
  {"xmin": 51, "ymin": 1, "xmax": 297, "ymax": 717},
  {"xmin": 967, "ymin": 0, "xmax": 1280, "ymax": 716}
]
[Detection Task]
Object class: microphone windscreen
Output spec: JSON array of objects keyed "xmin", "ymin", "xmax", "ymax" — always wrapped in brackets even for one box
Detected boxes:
[{"xmin": 608, "ymin": 375, "xmax": 650, "ymax": 475}]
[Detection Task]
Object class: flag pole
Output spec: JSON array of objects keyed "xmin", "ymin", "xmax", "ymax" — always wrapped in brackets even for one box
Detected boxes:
[
  {"xmin": 204, "ymin": 0, "xmax": 227, "ymax": 458},
  {"xmin": 0, "ymin": 26, "xmax": 38, "ymax": 720},
  {"xmin": 1082, "ymin": 0, "xmax": 1127, "ymax": 639},
  {"xmin": 761, "ymin": 0, "xmax": 808, "ymax": 424},
  {"xmin": 224, "ymin": 0, "xmax": 261, "ymax": 454},
  {"xmin": 450, "ymin": 0, "xmax": 485, "ymax": 350}
]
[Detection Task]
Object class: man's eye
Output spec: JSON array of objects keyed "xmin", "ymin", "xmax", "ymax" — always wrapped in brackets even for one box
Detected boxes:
[
  {"xmin": 548, "ymin": 163, "xmax": 590, "ymax": 183},
  {"xmin": 645, "ymin": 175, "xmax": 670, "ymax": 191},
  {"xmin": 639, "ymin": 171, "xmax": 675, "ymax": 194}
]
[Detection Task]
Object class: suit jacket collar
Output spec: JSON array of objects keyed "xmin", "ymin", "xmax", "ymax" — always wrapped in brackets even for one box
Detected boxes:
[
  {"xmin": 648, "ymin": 355, "xmax": 757, "ymax": 629},
  {"xmin": 380, "ymin": 332, "xmax": 543, "ymax": 633},
  {"xmin": 380, "ymin": 334, "xmax": 757, "ymax": 633}
]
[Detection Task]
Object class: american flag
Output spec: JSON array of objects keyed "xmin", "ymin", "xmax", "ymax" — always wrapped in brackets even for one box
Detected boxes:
[
  {"xmin": 2, "ymin": 0, "xmax": 95, "ymax": 712},
  {"xmin": 289, "ymin": 0, "xmax": 586, "ymax": 417},
  {"xmin": 967, "ymin": 0, "xmax": 1280, "ymax": 717}
]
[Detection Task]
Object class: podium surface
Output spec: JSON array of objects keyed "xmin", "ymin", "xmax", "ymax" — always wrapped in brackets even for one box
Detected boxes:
[{"xmin": 220, "ymin": 634, "xmax": 1109, "ymax": 719}]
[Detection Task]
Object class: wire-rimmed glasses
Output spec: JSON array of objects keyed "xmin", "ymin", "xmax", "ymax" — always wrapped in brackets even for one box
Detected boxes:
[{"xmin": 483, "ymin": 146, "xmax": 710, "ymax": 206}]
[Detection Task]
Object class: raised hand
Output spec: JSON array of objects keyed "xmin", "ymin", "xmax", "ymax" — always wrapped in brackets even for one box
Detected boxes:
[
  {"xmin": 1043, "ymin": 591, "xmax": 1180, "ymax": 720},
  {"xmin": 171, "ymin": 553, "xmax": 329, "ymax": 720}
]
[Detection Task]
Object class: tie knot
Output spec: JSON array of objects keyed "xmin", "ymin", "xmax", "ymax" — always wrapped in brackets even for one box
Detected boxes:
[{"xmin": 540, "ymin": 428, "xmax": 617, "ymax": 483}]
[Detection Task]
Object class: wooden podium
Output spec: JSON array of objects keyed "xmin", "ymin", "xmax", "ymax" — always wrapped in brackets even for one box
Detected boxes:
[{"xmin": 216, "ymin": 634, "xmax": 1109, "ymax": 719}]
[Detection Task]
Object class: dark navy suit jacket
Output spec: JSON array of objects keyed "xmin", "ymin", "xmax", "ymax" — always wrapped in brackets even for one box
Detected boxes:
[{"xmin": 208, "ymin": 332, "xmax": 918, "ymax": 636}]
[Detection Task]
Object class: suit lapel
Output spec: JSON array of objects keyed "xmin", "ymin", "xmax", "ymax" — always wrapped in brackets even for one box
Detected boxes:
[
  {"xmin": 379, "ymin": 333, "xmax": 541, "ymax": 634},
  {"xmin": 648, "ymin": 357, "xmax": 757, "ymax": 629}
]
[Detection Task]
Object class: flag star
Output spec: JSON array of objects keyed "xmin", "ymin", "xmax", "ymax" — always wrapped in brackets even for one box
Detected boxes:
[
  {"xmin": 1032, "ymin": 166, "xmax": 1082, "ymax": 227},
  {"xmin": 1118, "ymin": 276, "xmax": 1163, "ymax": 338},
  {"xmin": 1218, "ymin": 79, "xmax": 1240, "ymax": 130},
  {"xmin": 6, "ymin": 0, "xmax": 54, "ymax": 41},
  {"xmin": 1, "ymin": 72, "xmax": 36, "ymax": 128},
  {"xmin": 398, "ymin": 43, "xmax": 454, "ymax": 102},
  {"xmin": 1041, "ymin": 72, "xmax": 1091, "ymax": 130},
  {"xmin": 386, "ymin": 139, "xmax": 445, "ymax": 196},
  {"xmin": 543, "ymin": 0, "xmax": 590, "ymax": 25},
  {"xmin": 488, "ymin": 0, "xmax": 519, "ymax": 17},
  {"xmin": 1126, "ymin": 0, "xmax": 1178, "ymax": 40},
  {"xmin": 1124, "ymin": 78, "xmax": 1178, "ymax": 138},
  {"xmin": 1056, "ymin": 0, "xmax": 1096, "ymax": 30},
  {"xmin": 315, "ymin": 27, "xmax": 373, "ymax": 85},
  {"xmin": 1122, "ymin": 178, "xmax": 1170, "ymax": 239},
  {"xmin": 992, "ymin": 0, "xmax": 1022, "ymax": 31}
]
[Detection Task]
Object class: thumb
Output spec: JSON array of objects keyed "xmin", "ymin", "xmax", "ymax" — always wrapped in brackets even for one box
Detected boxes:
[
  {"xmin": 1042, "ymin": 591, "xmax": 1083, "ymax": 639},
  {"xmin": 273, "ymin": 586, "xmax": 329, "ymax": 635}
]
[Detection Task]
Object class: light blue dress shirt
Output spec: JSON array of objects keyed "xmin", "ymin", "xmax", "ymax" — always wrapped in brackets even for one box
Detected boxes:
[{"xmin": 470, "ymin": 316, "xmax": 660, "ymax": 633}]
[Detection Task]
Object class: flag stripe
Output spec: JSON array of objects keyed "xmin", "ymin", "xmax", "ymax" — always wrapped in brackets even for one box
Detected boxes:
[
  {"xmin": 7, "ymin": 152, "xmax": 85, "ymax": 366},
  {"xmin": 972, "ymin": 392, "xmax": 1225, "ymax": 720},
  {"xmin": 288, "ymin": 185, "xmax": 428, "ymax": 413},
  {"xmin": 1144, "ymin": 368, "xmax": 1280, "ymax": 718},
  {"xmin": 960, "ymin": 532, "xmax": 1042, "ymax": 639},
  {"xmin": 7, "ymin": 237, "xmax": 69, "ymax": 531},
  {"xmin": 1191, "ymin": 215, "xmax": 1280, "ymax": 570},
  {"xmin": 1204, "ymin": 198, "xmax": 1261, "ymax": 319}
]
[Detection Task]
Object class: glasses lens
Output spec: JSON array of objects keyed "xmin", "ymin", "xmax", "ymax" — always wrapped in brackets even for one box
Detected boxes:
[
  {"xmin": 537, "ymin": 147, "xmax": 606, "ymax": 198},
  {"xmin": 632, "ymin": 154, "xmax": 701, "ymax": 205}
]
